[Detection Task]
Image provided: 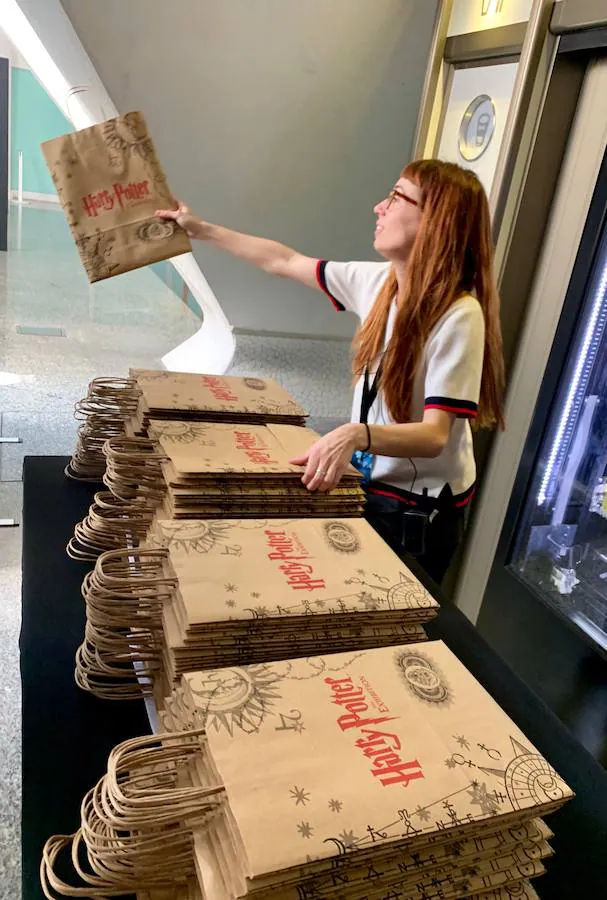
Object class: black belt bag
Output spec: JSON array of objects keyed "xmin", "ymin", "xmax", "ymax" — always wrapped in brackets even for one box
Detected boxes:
[
  {"xmin": 365, "ymin": 484, "xmax": 457, "ymax": 558},
  {"xmin": 359, "ymin": 355, "xmax": 458, "ymax": 558}
]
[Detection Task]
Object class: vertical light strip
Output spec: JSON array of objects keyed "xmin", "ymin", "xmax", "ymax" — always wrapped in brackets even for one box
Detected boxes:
[{"xmin": 537, "ymin": 258, "xmax": 607, "ymax": 505}]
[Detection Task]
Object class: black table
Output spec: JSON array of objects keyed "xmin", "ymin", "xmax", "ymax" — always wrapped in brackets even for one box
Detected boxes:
[
  {"xmin": 20, "ymin": 457, "xmax": 150, "ymax": 900},
  {"xmin": 21, "ymin": 456, "xmax": 607, "ymax": 899}
]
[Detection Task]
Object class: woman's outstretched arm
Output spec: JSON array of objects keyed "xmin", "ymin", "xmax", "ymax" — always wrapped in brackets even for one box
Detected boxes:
[{"xmin": 156, "ymin": 202, "xmax": 320, "ymax": 290}]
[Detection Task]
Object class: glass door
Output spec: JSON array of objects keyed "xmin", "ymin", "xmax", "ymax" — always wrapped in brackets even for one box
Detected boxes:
[
  {"xmin": 475, "ymin": 144, "xmax": 607, "ymax": 766},
  {"xmin": 508, "ymin": 210, "xmax": 607, "ymax": 652}
]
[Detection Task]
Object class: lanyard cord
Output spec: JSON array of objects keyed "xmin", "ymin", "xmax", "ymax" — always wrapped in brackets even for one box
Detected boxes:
[
  {"xmin": 360, "ymin": 359, "xmax": 383, "ymax": 425},
  {"xmin": 360, "ymin": 356, "xmax": 418, "ymax": 495}
]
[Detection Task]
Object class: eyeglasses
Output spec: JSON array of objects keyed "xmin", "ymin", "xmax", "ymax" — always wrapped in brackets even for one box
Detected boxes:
[{"xmin": 386, "ymin": 188, "xmax": 419, "ymax": 210}]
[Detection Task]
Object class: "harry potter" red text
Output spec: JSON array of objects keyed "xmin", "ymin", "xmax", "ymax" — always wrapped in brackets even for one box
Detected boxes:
[
  {"xmin": 326, "ymin": 675, "xmax": 424, "ymax": 788},
  {"xmin": 234, "ymin": 430, "xmax": 277, "ymax": 465},
  {"xmin": 201, "ymin": 375, "xmax": 238, "ymax": 403},
  {"xmin": 81, "ymin": 180, "xmax": 151, "ymax": 217},
  {"xmin": 264, "ymin": 528, "xmax": 326, "ymax": 592}
]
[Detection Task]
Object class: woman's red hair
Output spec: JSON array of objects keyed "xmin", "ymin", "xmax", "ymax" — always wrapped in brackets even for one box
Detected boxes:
[{"xmin": 353, "ymin": 159, "xmax": 505, "ymax": 429}]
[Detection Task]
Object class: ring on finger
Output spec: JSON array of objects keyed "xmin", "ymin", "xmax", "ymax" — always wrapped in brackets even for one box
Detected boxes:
[{"xmin": 316, "ymin": 466, "xmax": 328, "ymax": 476}]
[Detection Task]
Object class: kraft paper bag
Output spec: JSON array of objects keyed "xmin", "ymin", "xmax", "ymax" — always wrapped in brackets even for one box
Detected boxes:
[
  {"xmin": 41, "ymin": 111, "xmax": 190, "ymax": 282},
  {"xmin": 181, "ymin": 641, "xmax": 571, "ymax": 881},
  {"xmin": 101, "ymin": 422, "xmax": 365, "ymax": 527},
  {"xmin": 47, "ymin": 644, "xmax": 568, "ymax": 898},
  {"xmin": 157, "ymin": 641, "xmax": 570, "ymax": 898},
  {"xmin": 75, "ymin": 517, "xmax": 435, "ymax": 699},
  {"xmin": 148, "ymin": 422, "xmax": 360, "ymax": 479},
  {"xmin": 150, "ymin": 517, "xmax": 438, "ymax": 628},
  {"xmin": 147, "ymin": 516, "xmax": 436, "ymax": 681},
  {"xmin": 141, "ymin": 421, "xmax": 365, "ymax": 517},
  {"xmin": 130, "ymin": 370, "xmax": 308, "ymax": 427}
]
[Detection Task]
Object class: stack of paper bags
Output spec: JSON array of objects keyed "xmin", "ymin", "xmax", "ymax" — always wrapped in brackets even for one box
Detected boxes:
[
  {"xmin": 66, "ymin": 368, "xmax": 308, "ymax": 486},
  {"xmin": 44, "ymin": 642, "xmax": 571, "ymax": 899},
  {"xmin": 137, "ymin": 884, "xmax": 542, "ymax": 900},
  {"xmin": 102, "ymin": 421, "xmax": 365, "ymax": 520},
  {"xmin": 72, "ymin": 417, "xmax": 362, "ymax": 561},
  {"xmin": 148, "ymin": 420, "xmax": 365, "ymax": 518},
  {"xmin": 75, "ymin": 518, "xmax": 438, "ymax": 700},
  {"xmin": 128, "ymin": 369, "xmax": 309, "ymax": 431},
  {"xmin": 163, "ymin": 642, "xmax": 571, "ymax": 900},
  {"xmin": 151, "ymin": 516, "xmax": 438, "ymax": 690}
]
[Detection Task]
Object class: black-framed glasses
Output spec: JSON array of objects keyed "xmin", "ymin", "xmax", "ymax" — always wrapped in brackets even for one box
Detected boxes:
[{"xmin": 386, "ymin": 188, "xmax": 419, "ymax": 210}]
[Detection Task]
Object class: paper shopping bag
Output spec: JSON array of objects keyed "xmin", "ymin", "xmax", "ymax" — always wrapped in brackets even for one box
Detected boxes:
[{"xmin": 41, "ymin": 111, "xmax": 190, "ymax": 282}]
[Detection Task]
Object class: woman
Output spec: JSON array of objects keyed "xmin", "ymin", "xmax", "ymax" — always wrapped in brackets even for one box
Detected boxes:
[{"xmin": 157, "ymin": 159, "xmax": 504, "ymax": 584}]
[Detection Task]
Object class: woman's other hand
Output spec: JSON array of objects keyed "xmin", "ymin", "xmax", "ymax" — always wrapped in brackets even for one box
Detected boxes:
[{"xmin": 289, "ymin": 423, "xmax": 364, "ymax": 493}]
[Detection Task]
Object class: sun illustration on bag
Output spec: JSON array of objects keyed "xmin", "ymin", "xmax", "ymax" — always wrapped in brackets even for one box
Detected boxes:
[
  {"xmin": 148, "ymin": 421, "xmax": 213, "ymax": 443},
  {"xmin": 135, "ymin": 370, "xmax": 172, "ymax": 382},
  {"xmin": 187, "ymin": 665, "xmax": 283, "ymax": 735},
  {"xmin": 153, "ymin": 520, "xmax": 240, "ymax": 555}
]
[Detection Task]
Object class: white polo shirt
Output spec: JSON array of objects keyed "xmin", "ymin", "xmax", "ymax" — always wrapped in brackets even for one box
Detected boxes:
[{"xmin": 316, "ymin": 259, "xmax": 485, "ymax": 508}]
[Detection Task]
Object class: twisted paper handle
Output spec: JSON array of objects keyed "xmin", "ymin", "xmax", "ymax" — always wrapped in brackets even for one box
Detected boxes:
[
  {"xmin": 40, "ymin": 730, "xmax": 223, "ymax": 899},
  {"xmin": 103, "ymin": 436, "xmax": 166, "ymax": 503},
  {"xmin": 67, "ymin": 492, "xmax": 155, "ymax": 562},
  {"xmin": 68, "ymin": 433, "xmax": 166, "ymax": 562},
  {"xmin": 66, "ymin": 378, "xmax": 141, "ymax": 482},
  {"xmin": 75, "ymin": 549, "xmax": 176, "ymax": 700}
]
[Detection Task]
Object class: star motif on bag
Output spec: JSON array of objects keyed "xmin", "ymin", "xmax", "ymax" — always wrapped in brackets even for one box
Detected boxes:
[
  {"xmin": 225, "ymin": 583, "xmax": 237, "ymax": 593},
  {"xmin": 338, "ymin": 829, "xmax": 358, "ymax": 850},
  {"xmin": 360, "ymin": 592, "xmax": 381, "ymax": 611},
  {"xmin": 290, "ymin": 786, "xmax": 311, "ymax": 806},
  {"xmin": 414, "ymin": 805, "xmax": 431, "ymax": 822},
  {"xmin": 467, "ymin": 781, "xmax": 499, "ymax": 816},
  {"xmin": 297, "ymin": 821, "xmax": 314, "ymax": 839},
  {"xmin": 328, "ymin": 798, "xmax": 343, "ymax": 813}
]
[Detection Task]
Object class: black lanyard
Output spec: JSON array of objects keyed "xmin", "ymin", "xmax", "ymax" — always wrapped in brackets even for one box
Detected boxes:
[{"xmin": 360, "ymin": 358, "xmax": 383, "ymax": 425}]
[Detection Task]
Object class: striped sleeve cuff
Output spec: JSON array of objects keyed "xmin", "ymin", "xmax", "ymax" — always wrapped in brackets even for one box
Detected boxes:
[
  {"xmin": 316, "ymin": 260, "xmax": 345, "ymax": 311},
  {"xmin": 424, "ymin": 396, "xmax": 478, "ymax": 418}
]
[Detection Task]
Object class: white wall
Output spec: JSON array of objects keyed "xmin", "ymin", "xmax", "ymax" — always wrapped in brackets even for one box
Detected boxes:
[
  {"xmin": 59, "ymin": 0, "xmax": 438, "ymax": 338},
  {"xmin": 0, "ymin": 27, "xmax": 28, "ymax": 68}
]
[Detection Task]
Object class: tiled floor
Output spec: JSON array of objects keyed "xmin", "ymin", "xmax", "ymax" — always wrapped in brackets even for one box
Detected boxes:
[{"xmin": 0, "ymin": 202, "xmax": 352, "ymax": 899}]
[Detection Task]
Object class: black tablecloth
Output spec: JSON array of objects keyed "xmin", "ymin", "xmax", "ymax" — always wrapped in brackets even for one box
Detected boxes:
[
  {"xmin": 20, "ymin": 457, "xmax": 150, "ymax": 900},
  {"xmin": 21, "ymin": 456, "xmax": 607, "ymax": 899}
]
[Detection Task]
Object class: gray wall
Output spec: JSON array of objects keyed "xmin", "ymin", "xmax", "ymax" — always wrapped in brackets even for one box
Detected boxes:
[{"xmin": 60, "ymin": 0, "xmax": 438, "ymax": 337}]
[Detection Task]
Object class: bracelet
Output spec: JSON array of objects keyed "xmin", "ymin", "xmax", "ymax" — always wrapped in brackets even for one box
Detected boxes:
[{"xmin": 362, "ymin": 423, "xmax": 372, "ymax": 453}]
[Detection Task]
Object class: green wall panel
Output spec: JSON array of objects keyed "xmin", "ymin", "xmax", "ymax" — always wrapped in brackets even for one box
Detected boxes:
[{"xmin": 10, "ymin": 67, "xmax": 71, "ymax": 195}]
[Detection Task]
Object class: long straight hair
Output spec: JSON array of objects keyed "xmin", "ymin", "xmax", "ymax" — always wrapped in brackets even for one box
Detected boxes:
[{"xmin": 352, "ymin": 159, "xmax": 505, "ymax": 429}]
